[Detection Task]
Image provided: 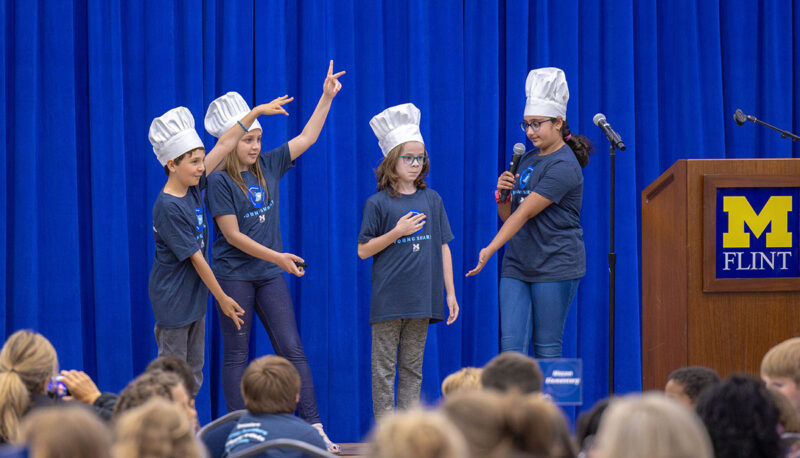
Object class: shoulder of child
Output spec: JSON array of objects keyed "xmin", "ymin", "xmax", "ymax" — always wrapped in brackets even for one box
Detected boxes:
[
  {"xmin": 365, "ymin": 190, "xmax": 388, "ymax": 206},
  {"xmin": 154, "ymin": 195, "xmax": 182, "ymax": 215},
  {"xmin": 206, "ymin": 169, "xmax": 234, "ymax": 190}
]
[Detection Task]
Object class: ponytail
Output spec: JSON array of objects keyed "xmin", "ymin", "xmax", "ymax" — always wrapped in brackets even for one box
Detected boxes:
[
  {"xmin": 0, "ymin": 371, "xmax": 31, "ymax": 442},
  {"xmin": 560, "ymin": 119, "xmax": 593, "ymax": 168},
  {"xmin": 0, "ymin": 330, "xmax": 59, "ymax": 443}
]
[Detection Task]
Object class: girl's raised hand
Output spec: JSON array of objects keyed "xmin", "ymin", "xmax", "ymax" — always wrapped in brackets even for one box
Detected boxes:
[
  {"xmin": 258, "ymin": 95, "xmax": 294, "ymax": 116},
  {"xmin": 322, "ymin": 60, "xmax": 345, "ymax": 99}
]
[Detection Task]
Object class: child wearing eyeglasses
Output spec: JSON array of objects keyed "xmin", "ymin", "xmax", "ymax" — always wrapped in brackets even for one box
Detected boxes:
[
  {"xmin": 357, "ymin": 103, "xmax": 459, "ymax": 421},
  {"xmin": 466, "ymin": 67, "xmax": 593, "ymax": 360}
]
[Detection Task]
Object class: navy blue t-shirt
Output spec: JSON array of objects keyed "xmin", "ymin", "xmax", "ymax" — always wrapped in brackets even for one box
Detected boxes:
[
  {"xmin": 501, "ymin": 144, "xmax": 585, "ymax": 282},
  {"xmin": 148, "ymin": 175, "xmax": 208, "ymax": 329},
  {"xmin": 206, "ymin": 143, "xmax": 294, "ymax": 281},
  {"xmin": 358, "ymin": 188, "xmax": 454, "ymax": 324},
  {"xmin": 223, "ymin": 412, "xmax": 327, "ymax": 458}
]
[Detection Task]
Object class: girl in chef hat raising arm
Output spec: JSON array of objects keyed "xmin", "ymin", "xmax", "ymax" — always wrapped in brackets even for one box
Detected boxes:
[{"xmin": 204, "ymin": 61, "xmax": 344, "ymax": 453}]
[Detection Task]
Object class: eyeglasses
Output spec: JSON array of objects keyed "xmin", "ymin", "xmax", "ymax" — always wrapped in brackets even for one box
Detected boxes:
[
  {"xmin": 399, "ymin": 155, "xmax": 428, "ymax": 166},
  {"xmin": 520, "ymin": 119, "xmax": 553, "ymax": 132}
]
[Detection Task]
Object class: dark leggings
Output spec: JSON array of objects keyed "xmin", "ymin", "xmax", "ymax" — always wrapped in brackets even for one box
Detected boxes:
[{"xmin": 217, "ymin": 275, "xmax": 320, "ymax": 424}]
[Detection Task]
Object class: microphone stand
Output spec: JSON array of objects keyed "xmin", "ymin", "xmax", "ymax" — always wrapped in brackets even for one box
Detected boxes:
[
  {"xmin": 608, "ymin": 143, "xmax": 616, "ymax": 395},
  {"xmin": 748, "ymin": 116, "xmax": 800, "ymax": 142}
]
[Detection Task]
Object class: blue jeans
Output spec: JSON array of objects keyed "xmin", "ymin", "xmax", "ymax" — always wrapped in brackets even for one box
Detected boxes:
[
  {"xmin": 499, "ymin": 277, "xmax": 580, "ymax": 358},
  {"xmin": 217, "ymin": 276, "xmax": 320, "ymax": 424}
]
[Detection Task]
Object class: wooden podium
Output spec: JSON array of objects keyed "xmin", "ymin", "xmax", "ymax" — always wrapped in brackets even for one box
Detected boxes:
[{"xmin": 641, "ymin": 159, "xmax": 800, "ymax": 390}]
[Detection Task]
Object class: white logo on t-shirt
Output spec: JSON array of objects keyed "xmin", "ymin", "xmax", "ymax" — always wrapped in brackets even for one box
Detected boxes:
[
  {"xmin": 259, "ymin": 214, "xmax": 266, "ymax": 223},
  {"xmin": 412, "ymin": 243, "xmax": 420, "ymax": 252}
]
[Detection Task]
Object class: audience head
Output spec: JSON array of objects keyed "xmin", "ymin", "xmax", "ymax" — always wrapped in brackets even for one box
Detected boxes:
[
  {"xmin": 113, "ymin": 370, "xmax": 179, "ymax": 417},
  {"xmin": 441, "ymin": 367, "xmax": 483, "ymax": 398},
  {"xmin": 146, "ymin": 355, "xmax": 196, "ymax": 398},
  {"xmin": 762, "ymin": 337, "xmax": 800, "ymax": 412},
  {"xmin": 442, "ymin": 390, "xmax": 575, "ymax": 458},
  {"xmin": 241, "ymin": 355, "xmax": 300, "ymax": 414},
  {"xmin": 0, "ymin": 330, "xmax": 59, "ymax": 442},
  {"xmin": 575, "ymin": 397, "xmax": 610, "ymax": 454},
  {"xmin": 501, "ymin": 394, "xmax": 575, "ymax": 458},
  {"xmin": 481, "ymin": 351, "xmax": 543, "ymax": 394},
  {"xmin": 113, "ymin": 398, "xmax": 203, "ymax": 458},
  {"xmin": 368, "ymin": 408, "xmax": 467, "ymax": 458},
  {"xmin": 592, "ymin": 392, "xmax": 713, "ymax": 458},
  {"xmin": 696, "ymin": 374, "xmax": 781, "ymax": 458},
  {"xmin": 664, "ymin": 366, "xmax": 721, "ymax": 407},
  {"xmin": 440, "ymin": 389, "xmax": 506, "ymax": 457},
  {"xmin": 19, "ymin": 406, "xmax": 111, "ymax": 458},
  {"xmin": 769, "ymin": 387, "xmax": 800, "ymax": 434}
]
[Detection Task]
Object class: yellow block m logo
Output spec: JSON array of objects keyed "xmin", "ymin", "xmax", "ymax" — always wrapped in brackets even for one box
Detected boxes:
[{"xmin": 723, "ymin": 196, "xmax": 793, "ymax": 248}]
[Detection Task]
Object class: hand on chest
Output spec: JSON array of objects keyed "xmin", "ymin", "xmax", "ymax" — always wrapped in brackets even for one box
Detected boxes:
[{"xmin": 388, "ymin": 202, "xmax": 434, "ymax": 253}]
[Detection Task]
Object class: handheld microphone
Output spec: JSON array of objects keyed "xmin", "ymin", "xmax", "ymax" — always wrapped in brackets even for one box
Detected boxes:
[
  {"xmin": 499, "ymin": 143, "xmax": 526, "ymax": 202},
  {"xmin": 593, "ymin": 113, "xmax": 626, "ymax": 151}
]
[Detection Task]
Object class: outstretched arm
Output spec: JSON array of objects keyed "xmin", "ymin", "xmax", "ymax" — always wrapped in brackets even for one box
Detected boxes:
[
  {"xmin": 204, "ymin": 95, "xmax": 294, "ymax": 173},
  {"xmin": 288, "ymin": 60, "xmax": 345, "ymax": 161},
  {"xmin": 466, "ymin": 192, "xmax": 552, "ymax": 276}
]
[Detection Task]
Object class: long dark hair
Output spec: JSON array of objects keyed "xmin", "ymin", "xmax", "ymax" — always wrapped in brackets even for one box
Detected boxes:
[{"xmin": 558, "ymin": 119, "xmax": 592, "ymax": 168}]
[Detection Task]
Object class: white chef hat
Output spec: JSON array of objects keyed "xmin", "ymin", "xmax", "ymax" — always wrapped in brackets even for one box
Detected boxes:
[
  {"xmin": 369, "ymin": 103, "xmax": 425, "ymax": 156},
  {"xmin": 204, "ymin": 91, "xmax": 262, "ymax": 138},
  {"xmin": 148, "ymin": 107, "xmax": 205, "ymax": 166},
  {"xmin": 524, "ymin": 67, "xmax": 569, "ymax": 119}
]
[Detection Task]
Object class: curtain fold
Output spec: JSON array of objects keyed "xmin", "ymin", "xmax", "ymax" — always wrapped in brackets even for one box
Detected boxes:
[{"xmin": 2, "ymin": 0, "xmax": 798, "ymax": 442}]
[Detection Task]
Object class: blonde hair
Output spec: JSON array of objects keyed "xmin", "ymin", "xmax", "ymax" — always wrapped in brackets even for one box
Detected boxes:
[
  {"xmin": 19, "ymin": 406, "xmax": 111, "ymax": 458},
  {"xmin": 220, "ymin": 135, "xmax": 267, "ymax": 197},
  {"xmin": 0, "ymin": 330, "xmax": 58, "ymax": 442},
  {"xmin": 113, "ymin": 398, "xmax": 202, "ymax": 458},
  {"xmin": 375, "ymin": 142, "xmax": 429, "ymax": 198},
  {"xmin": 368, "ymin": 409, "xmax": 467, "ymax": 458},
  {"xmin": 241, "ymin": 355, "xmax": 300, "ymax": 414},
  {"xmin": 441, "ymin": 367, "xmax": 483, "ymax": 398},
  {"xmin": 594, "ymin": 393, "xmax": 713, "ymax": 458},
  {"xmin": 761, "ymin": 337, "xmax": 800, "ymax": 385}
]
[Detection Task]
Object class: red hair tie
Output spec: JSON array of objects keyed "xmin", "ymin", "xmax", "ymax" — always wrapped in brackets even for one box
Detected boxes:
[{"xmin": 564, "ymin": 134, "xmax": 572, "ymax": 140}]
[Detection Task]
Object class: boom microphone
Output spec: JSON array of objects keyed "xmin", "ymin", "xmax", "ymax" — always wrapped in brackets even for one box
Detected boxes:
[
  {"xmin": 733, "ymin": 109, "xmax": 754, "ymax": 126},
  {"xmin": 593, "ymin": 113, "xmax": 626, "ymax": 151},
  {"xmin": 732, "ymin": 108, "xmax": 800, "ymax": 141},
  {"xmin": 499, "ymin": 143, "xmax": 526, "ymax": 202}
]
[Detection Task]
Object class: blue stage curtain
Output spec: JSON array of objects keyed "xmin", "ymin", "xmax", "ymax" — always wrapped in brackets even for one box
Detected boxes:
[{"xmin": 2, "ymin": 0, "xmax": 799, "ymax": 442}]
